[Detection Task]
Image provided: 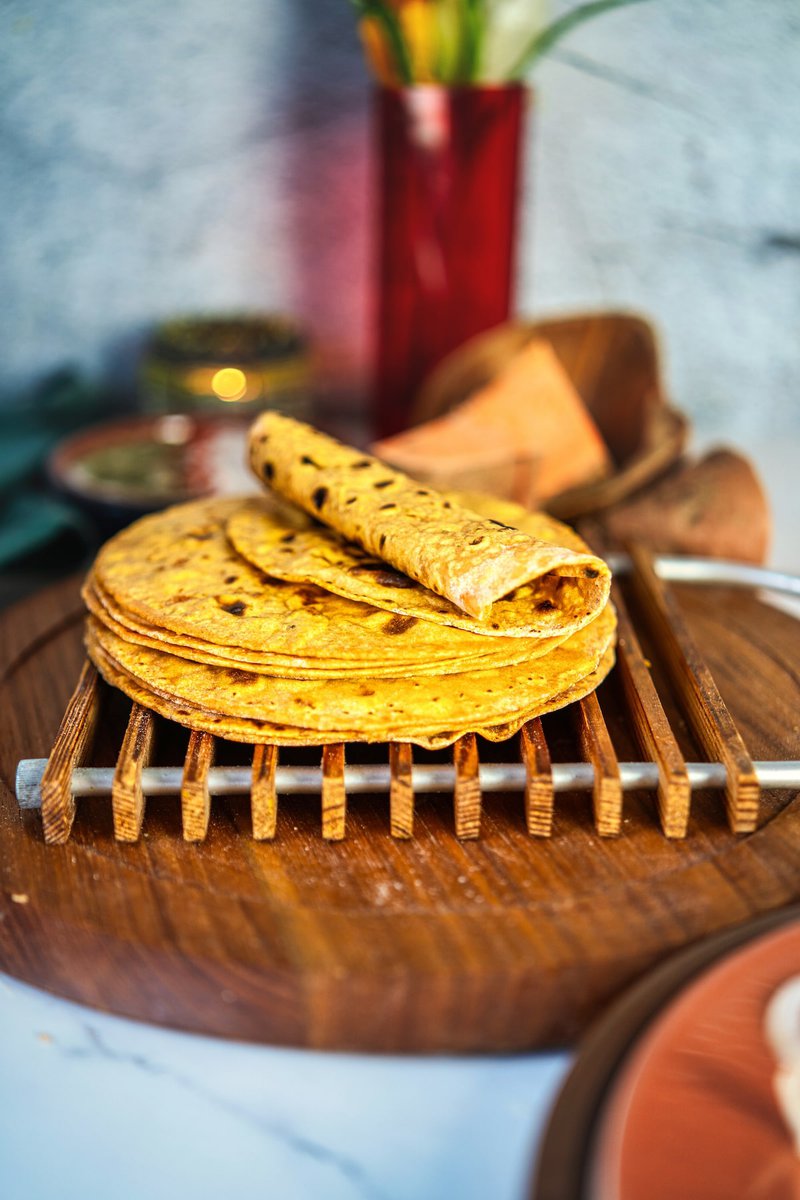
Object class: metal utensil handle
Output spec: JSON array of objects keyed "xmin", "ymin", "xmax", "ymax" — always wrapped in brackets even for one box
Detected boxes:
[
  {"xmin": 15, "ymin": 758, "xmax": 800, "ymax": 810},
  {"xmin": 606, "ymin": 554, "xmax": 800, "ymax": 599}
]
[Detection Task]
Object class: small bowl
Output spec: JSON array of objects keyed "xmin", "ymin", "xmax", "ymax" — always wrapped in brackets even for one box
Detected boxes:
[{"xmin": 48, "ymin": 413, "xmax": 255, "ymax": 534}]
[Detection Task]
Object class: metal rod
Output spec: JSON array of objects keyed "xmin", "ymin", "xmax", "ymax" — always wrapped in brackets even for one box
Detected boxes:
[
  {"xmin": 15, "ymin": 758, "xmax": 800, "ymax": 810},
  {"xmin": 607, "ymin": 554, "xmax": 800, "ymax": 599}
]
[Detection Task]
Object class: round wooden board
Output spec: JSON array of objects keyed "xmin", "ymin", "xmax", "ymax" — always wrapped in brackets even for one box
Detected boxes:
[{"xmin": 0, "ymin": 578, "xmax": 799, "ymax": 1052}]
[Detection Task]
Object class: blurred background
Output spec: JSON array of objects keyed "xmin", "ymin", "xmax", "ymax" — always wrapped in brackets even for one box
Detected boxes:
[{"xmin": 2, "ymin": 0, "xmax": 798, "ymax": 440}]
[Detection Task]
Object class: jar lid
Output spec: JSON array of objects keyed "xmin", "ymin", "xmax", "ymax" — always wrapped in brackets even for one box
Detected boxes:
[{"xmin": 148, "ymin": 314, "xmax": 307, "ymax": 365}]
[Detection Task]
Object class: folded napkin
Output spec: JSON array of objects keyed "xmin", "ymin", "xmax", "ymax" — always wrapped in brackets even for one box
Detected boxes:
[{"xmin": 0, "ymin": 369, "xmax": 107, "ymax": 568}]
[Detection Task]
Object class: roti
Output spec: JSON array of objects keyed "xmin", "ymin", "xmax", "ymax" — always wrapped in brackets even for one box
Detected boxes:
[
  {"xmin": 86, "ymin": 602, "xmax": 616, "ymax": 736},
  {"xmin": 88, "ymin": 632, "xmax": 616, "ymax": 750},
  {"xmin": 227, "ymin": 492, "xmax": 608, "ymax": 640},
  {"xmin": 92, "ymin": 497, "xmax": 563, "ymax": 667},
  {"xmin": 247, "ymin": 412, "xmax": 610, "ymax": 626},
  {"xmin": 83, "ymin": 574, "xmax": 575, "ymax": 679}
]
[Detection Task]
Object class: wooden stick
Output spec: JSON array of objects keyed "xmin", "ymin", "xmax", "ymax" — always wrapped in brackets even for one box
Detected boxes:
[
  {"xmin": 389, "ymin": 742, "xmax": 414, "ymax": 838},
  {"xmin": 612, "ymin": 581, "xmax": 691, "ymax": 837},
  {"xmin": 112, "ymin": 703, "xmax": 155, "ymax": 842},
  {"xmin": 251, "ymin": 744, "xmax": 278, "ymax": 840},
  {"xmin": 579, "ymin": 522, "xmax": 691, "ymax": 839},
  {"xmin": 181, "ymin": 731, "xmax": 215, "ymax": 842},
  {"xmin": 454, "ymin": 733, "xmax": 481, "ymax": 839},
  {"xmin": 575, "ymin": 693, "xmax": 622, "ymax": 836},
  {"xmin": 321, "ymin": 744, "xmax": 346, "ymax": 841},
  {"xmin": 41, "ymin": 661, "xmax": 100, "ymax": 844},
  {"xmin": 520, "ymin": 718, "xmax": 554, "ymax": 837},
  {"xmin": 628, "ymin": 544, "xmax": 760, "ymax": 833}
]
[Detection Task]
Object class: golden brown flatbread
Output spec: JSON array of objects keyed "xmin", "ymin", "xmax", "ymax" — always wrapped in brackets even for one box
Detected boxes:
[
  {"xmin": 248, "ymin": 412, "xmax": 610, "ymax": 625},
  {"xmin": 228, "ymin": 490, "xmax": 607, "ymax": 640},
  {"xmin": 83, "ymin": 572, "xmax": 572, "ymax": 679},
  {"xmin": 88, "ymin": 628, "xmax": 615, "ymax": 749},
  {"xmin": 86, "ymin": 601, "xmax": 616, "ymax": 737},
  {"xmin": 91, "ymin": 497, "xmax": 565, "ymax": 667}
]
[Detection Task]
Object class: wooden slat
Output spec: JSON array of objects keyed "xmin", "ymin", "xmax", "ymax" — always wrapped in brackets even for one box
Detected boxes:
[
  {"xmin": 181, "ymin": 730, "xmax": 215, "ymax": 842},
  {"xmin": 628, "ymin": 544, "xmax": 760, "ymax": 833},
  {"xmin": 112, "ymin": 703, "xmax": 155, "ymax": 842},
  {"xmin": 520, "ymin": 718, "xmax": 554, "ymax": 837},
  {"xmin": 251, "ymin": 744, "xmax": 278, "ymax": 840},
  {"xmin": 41, "ymin": 661, "xmax": 101, "ymax": 844},
  {"xmin": 612, "ymin": 581, "xmax": 691, "ymax": 837},
  {"xmin": 321, "ymin": 744, "xmax": 346, "ymax": 841},
  {"xmin": 454, "ymin": 733, "xmax": 481, "ymax": 839},
  {"xmin": 575, "ymin": 693, "xmax": 622, "ymax": 836},
  {"xmin": 579, "ymin": 521, "xmax": 690, "ymax": 839},
  {"xmin": 389, "ymin": 742, "xmax": 414, "ymax": 838}
]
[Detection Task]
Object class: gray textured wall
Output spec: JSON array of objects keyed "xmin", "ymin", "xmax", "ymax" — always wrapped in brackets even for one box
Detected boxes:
[{"xmin": 1, "ymin": 0, "xmax": 798, "ymax": 439}]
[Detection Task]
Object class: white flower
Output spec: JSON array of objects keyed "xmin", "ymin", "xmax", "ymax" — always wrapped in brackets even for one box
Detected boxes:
[{"xmin": 479, "ymin": 0, "xmax": 550, "ymax": 82}]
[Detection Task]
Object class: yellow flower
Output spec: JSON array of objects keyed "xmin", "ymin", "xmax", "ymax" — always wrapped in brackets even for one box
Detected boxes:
[
  {"xmin": 359, "ymin": 1, "xmax": 465, "ymax": 85},
  {"xmin": 399, "ymin": 1, "xmax": 440, "ymax": 82}
]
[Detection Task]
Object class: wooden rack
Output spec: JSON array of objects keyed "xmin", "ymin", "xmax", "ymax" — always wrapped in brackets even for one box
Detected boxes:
[{"xmin": 16, "ymin": 546, "xmax": 800, "ymax": 846}]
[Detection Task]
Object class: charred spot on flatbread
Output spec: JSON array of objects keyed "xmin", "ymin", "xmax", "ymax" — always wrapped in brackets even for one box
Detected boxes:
[
  {"xmin": 350, "ymin": 565, "xmax": 415, "ymax": 589},
  {"xmin": 383, "ymin": 614, "xmax": 419, "ymax": 635},
  {"xmin": 228, "ymin": 668, "xmax": 256, "ymax": 684}
]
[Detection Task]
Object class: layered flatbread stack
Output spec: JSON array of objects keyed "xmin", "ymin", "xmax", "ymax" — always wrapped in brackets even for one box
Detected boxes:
[{"xmin": 83, "ymin": 414, "xmax": 616, "ymax": 749}]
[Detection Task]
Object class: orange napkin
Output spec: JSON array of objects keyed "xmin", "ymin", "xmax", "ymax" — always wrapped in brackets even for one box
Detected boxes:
[{"xmin": 373, "ymin": 338, "xmax": 611, "ymax": 507}]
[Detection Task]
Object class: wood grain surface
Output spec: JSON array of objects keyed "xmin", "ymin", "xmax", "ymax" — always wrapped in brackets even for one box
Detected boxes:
[
  {"xmin": 40, "ymin": 660, "xmax": 100, "ymax": 844},
  {"xmin": 111, "ymin": 702, "xmax": 154, "ymax": 842},
  {"xmin": 520, "ymin": 718, "xmax": 553, "ymax": 837},
  {"xmin": 628, "ymin": 544, "xmax": 761, "ymax": 833},
  {"xmin": 611, "ymin": 580, "xmax": 691, "ymax": 838},
  {"xmin": 0, "ymin": 576, "xmax": 799, "ymax": 1052},
  {"xmin": 251, "ymin": 743, "xmax": 277, "ymax": 841}
]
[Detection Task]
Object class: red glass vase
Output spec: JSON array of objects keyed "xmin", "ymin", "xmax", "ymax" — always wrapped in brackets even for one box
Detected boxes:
[{"xmin": 372, "ymin": 84, "xmax": 527, "ymax": 439}]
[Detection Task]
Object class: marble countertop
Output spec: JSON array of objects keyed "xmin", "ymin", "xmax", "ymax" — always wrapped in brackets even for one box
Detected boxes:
[
  {"xmin": 0, "ymin": 971, "xmax": 569, "ymax": 1200},
  {"xmin": 1, "ymin": 437, "xmax": 797, "ymax": 1200}
]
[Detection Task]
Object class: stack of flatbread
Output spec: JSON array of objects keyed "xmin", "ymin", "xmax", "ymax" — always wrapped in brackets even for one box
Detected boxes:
[{"xmin": 83, "ymin": 414, "xmax": 616, "ymax": 749}]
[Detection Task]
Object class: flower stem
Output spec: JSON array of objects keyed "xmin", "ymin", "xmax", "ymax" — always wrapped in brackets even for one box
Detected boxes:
[{"xmin": 460, "ymin": 0, "xmax": 486, "ymax": 83}]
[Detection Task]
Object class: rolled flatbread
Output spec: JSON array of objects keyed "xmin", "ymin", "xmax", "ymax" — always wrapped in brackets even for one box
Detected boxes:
[{"xmin": 248, "ymin": 412, "xmax": 611, "ymax": 625}]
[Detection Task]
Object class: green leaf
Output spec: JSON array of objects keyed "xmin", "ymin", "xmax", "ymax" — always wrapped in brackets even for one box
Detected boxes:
[
  {"xmin": 460, "ymin": 0, "xmax": 487, "ymax": 82},
  {"xmin": 507, "ymin": 0, "xmax": 650, "ymax": 80},
  {"xmin": 435, "ymin": 0, "xmax": 470, "ymax": 82}
]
